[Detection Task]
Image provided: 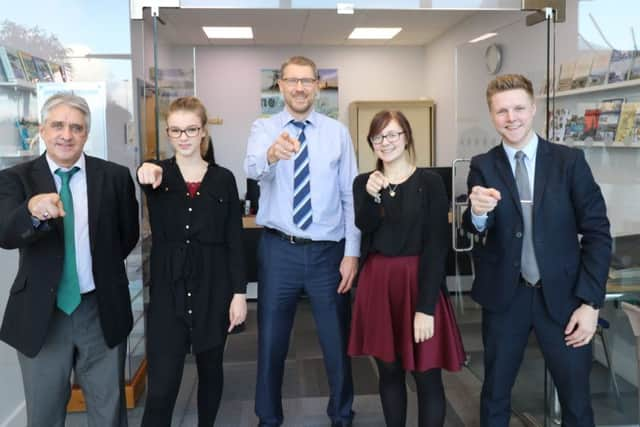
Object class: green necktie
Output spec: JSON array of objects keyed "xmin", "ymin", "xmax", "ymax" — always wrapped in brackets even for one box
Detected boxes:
[{"xmin": 55, "ymin": 166, "xmax": 81, "ymax": 315}]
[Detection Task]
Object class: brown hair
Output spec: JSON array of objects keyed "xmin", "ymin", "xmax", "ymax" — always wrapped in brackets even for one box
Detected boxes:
[
  {"xmin": 166, "ymin": 96, "xmax": 213, "ymax": 162},
  {"xmin": 367, "ymin": 110, "xmax": 416, "ymax": 172},
  {"xmin": 279, "ymin": 56, "xmax": 318, "ymax": 79},
  {"xmin": 485, "ymin": 74, "xmax": 534, "ymax": 109}
]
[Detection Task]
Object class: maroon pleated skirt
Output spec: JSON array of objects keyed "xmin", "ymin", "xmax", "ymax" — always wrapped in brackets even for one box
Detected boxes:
[{"xmin": 348, "ymin": 253, "xmax": 466, "ymax": 372}]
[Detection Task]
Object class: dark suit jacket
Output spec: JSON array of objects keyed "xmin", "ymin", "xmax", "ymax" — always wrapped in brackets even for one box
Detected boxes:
[
  {"xmin": 0, "ymin": 154, "xmax": 139, "ymax": 357},
  {"xmin": 462, "ymin": 137, "xmax": 612, "ymax": 325}
]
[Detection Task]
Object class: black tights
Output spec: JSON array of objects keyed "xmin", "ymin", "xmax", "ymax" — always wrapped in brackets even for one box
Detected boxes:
[
  {"xmin": 142, "ymin": 344, "xmax": 226, "ymax": 427},
  {"xmin": 375, "ymin": 358, "xmax": 445, "ymax": 427}
]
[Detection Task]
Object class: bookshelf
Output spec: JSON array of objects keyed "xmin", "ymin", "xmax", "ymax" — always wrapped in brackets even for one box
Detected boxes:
[
  {"xmin": 0, "ymin": 81, "xmax": 35, "ymax": 91},
  {"xmin": 564, "ymin": 141, "xmax": 640, "ymax": 149},
  {"xmin": 536, "ymin": 79, "xmax": 640, "ymax": 100},
  {"xmin": 537, "ymin": 78, "xmax": 640, "ymax": 147}
]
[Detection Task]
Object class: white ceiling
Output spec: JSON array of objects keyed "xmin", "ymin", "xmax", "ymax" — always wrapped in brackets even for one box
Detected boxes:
[{"xmin": 152, "ymin": 8, "xmax": 499, "ymax": 47}]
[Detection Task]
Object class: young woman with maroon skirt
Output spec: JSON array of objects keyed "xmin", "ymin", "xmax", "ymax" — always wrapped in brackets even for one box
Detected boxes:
[{"xmin": 348, "ymin": 110, "xmax": 465, "ymax": 427}]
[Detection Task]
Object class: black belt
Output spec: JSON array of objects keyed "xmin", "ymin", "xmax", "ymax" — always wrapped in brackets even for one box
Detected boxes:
[
  {"xmin": 264, "ymin": 227, "xmax": 334, "ymax": 245},
  {"xmin": 520, "ymin": 276, "xmax": 541, "ymax": 288}
]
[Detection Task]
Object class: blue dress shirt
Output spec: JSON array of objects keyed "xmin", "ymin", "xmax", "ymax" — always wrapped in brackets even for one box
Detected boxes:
[
  {"xmin": 245, "ymin": 109, "xmax": 360, "ymax": 257},
  {"xmin": 472, "ymin": 133, "xmax": 538, "ymax": 231}
]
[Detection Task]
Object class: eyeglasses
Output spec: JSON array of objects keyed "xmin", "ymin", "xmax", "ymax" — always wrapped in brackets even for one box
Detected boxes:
[
  {"xmin": 167, "ymin": 126, "xmax": 201, "ymax": 139},
  {"xmin": 369, "ymin": 131, "xmax": 405, "ymax": 146},
  {"xmin": 280, "ymin": 78, "xmax": 317, "ymax": 88}
]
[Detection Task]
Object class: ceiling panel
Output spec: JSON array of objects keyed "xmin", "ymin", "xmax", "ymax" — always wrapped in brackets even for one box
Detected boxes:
[{"xmin": 152, "ymin": 8, "xmax": 491, "ymax": 47}]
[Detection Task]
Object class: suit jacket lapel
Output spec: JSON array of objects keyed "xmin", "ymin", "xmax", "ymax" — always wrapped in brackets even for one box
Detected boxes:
[
  {"xmin": 533, "ymin": 137, "xmax": 551, "ymax": 213},
  {"xmin": 493, "ymin": 146, "xmax": 522, "ymax": 215},
  {"xmin": 85, "ymin": 156, "xmax": 104, "ymax": 252},
  {"xmin": 31, "ymin": 154, "xmax": 57, "ymax": 194},
  {"xmin": 31, "ymin": 154, "xmax": 64, "ymax": 238}
]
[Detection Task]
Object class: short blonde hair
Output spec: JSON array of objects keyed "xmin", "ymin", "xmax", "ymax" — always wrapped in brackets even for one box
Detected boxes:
[{"xmin": 486, "ymin": 74, "xmax": 534, "ymax": 109}]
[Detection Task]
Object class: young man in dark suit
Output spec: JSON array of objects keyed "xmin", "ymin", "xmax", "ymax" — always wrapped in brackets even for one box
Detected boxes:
[
  {"xmin": 462, "ymin": 74, "xmax": 612, "ymax": 427},
  {"xmin": 0, "ymin": 93, "xmax": 139, "ymax": 426}
]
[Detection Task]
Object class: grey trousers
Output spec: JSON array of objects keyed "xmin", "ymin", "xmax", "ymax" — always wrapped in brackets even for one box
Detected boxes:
[{"xmin": 18, "ymin": 292, "xmax": 128, "ymax": 427}]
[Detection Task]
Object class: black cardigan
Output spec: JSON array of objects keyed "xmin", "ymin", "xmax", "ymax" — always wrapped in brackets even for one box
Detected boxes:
[
  {"xmin": 353, "ymin": 168, "xmax": 449, "ymax": 315},
  {"xmin": 140, "ymin": 158, "xmax": 246, "ymax": 352}
]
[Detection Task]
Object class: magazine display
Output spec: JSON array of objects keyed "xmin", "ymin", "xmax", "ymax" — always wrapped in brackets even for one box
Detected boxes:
[
  {"xmin": 588, "ymin": 50, "xmax": 611, "ymax": 86},
  {"xmin": 18, "ymin": 51, "xmax": 37, "ymax": 82},
  {"xmin": 551, "ymin": 108, "xmax": 570, "ymax": 143},
  {"xmin": 572, "ymin": 55, "xmax": 593, "ymax": 89},
  {"xmin": 608, "ymin": 50, "xmax": 633, "ymax": 83},
  {"xmin": 630, "ymin": 52, "xmax": 640, "ymax": 80},
  {"xmin": 32, "ymin": 57, "xmax": 53, "ymax": 82},
  {"xmin": 558, "ymin": 61, "xmax": 575, "ymax": 91},
  {"xmin": 0, "ymin": 46, "xmax": 27, "ymax": 82},
  {"xmin": 614, "ymin": 103, "xmax": 640, "ymax": 143},
  {"xmin": 595, "ymin": 99, "xmax": 623, "ymax": 141}
]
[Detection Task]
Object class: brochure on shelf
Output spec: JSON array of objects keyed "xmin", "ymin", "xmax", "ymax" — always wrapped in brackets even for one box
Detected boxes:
[
  {"xmin": 608, "ymin": 50, "xmax": 633, "ymax": 83},
  {"xmin": 614, "ymin": 103, "xmax": 640, "ymax": 143},
  {"xmin": 588, "ymin": 50, "xmax": 611, "ymax": 86}
]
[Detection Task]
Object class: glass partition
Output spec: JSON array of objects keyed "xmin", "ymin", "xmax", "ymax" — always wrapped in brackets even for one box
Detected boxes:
[
  {"xmin": 0, "ymin": 0, "xmax": 144, "ymax": 418},
  {"xmin": 455, "ymin": 0, "xmax": 640, "ymax": 425},
  {"xmin": 179, "ymin": 0, "xmax": 522, "ymax": 10}
]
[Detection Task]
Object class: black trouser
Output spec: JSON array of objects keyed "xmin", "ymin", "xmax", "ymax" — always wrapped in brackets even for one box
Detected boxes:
[{"xmin": 142, "ymin": 343, "xmax": 226, "ymax": 427}]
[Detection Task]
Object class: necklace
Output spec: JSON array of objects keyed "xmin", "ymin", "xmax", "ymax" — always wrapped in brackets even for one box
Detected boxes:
[
  {"xmin": 385, "ymin": 165, "xmax": 416, "ymax": 198},
  {"xmin": 389, "ymin": 183, "xmax": 399, "ymax": 197}
]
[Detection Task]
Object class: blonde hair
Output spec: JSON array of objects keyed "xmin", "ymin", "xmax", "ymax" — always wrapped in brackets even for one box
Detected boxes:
[
  {"xmin": 486, "ymin": 74, "xmax": 534, "ymax": 109},
  {"xmin": 166, "ymin": 96, "xmax": 210, "ymax": 159}
]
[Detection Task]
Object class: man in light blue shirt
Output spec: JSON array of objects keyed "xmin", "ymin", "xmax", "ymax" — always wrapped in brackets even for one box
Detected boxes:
[{"xmin": 245, "ymin": 56, "xmax": 359, "ymax": 427}]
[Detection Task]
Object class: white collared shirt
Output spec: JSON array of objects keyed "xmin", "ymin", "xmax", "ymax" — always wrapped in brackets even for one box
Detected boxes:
[
  {"xmin": 45, "ymin": 153, "xmax": 96, "ymax": 294},
  {"xmin": 471, "ymin": 133, "xmax": 538, "ymax": 231}
]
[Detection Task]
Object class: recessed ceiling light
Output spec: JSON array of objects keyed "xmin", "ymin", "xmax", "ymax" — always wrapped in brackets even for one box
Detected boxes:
[
  {"xmin": 468, "ymin": 32, "xmax": 498, "ymax": 43},
  {"xmin": 202, "ymin": 26, "xmax": 254, "ymax": 39},
  {"xmin": 348, "ymin": 27, "xmax": 402, "ymax": 40},
  {"xmin": 337, "ymin": 3, "xmax": 354, "ymax": 14}
]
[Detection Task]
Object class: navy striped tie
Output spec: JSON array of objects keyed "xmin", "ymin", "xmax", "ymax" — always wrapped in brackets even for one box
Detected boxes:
[{"xmin": 292, "ymin": 121, "xmax": 312, "ymax": 230}]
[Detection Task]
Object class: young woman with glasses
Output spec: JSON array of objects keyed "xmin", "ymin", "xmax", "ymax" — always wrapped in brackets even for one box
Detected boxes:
[
  {"xmin": 348, "ymin": 110, "xmax": 465, "ymax": 427},
  {"xmin": 137, "ymin": 96, "xmax": 247, "ymax": 426}
]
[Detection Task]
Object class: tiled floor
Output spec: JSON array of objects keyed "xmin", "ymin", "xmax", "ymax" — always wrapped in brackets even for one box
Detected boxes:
[{"xmin": 66, "ymin": 295, "xmax": 637, "ymax": 426}]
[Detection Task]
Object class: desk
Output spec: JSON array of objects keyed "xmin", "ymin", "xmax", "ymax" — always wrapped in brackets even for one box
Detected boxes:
[{"xmin": 241, "ymin": 214, "xmax": 473, "ymax": 290}]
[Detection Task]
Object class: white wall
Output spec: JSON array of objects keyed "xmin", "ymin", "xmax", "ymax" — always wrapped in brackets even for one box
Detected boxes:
[
  {"xmin": 194, "ymin": 45, "xmax": 427, "ymax": 196},
  {"xmin": 422, "ymin": 10, "xmax": 525, "ymax": 166}
]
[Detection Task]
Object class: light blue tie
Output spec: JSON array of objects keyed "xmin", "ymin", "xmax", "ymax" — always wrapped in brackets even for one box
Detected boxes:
[
  {"xmin": 292, "ymin": 121, "xmax": 312, "ymax": 230},
  {"xmin": 55, "ymin": 167, "xmax": 81, "ymax": 315},
  {"xmin": 514, "ymin": 151, "xmax": 540, "ymax": 284}
]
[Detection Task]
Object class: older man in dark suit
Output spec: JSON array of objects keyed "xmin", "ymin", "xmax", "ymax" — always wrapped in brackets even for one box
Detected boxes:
[
  {"xmin": 0, "ymin": 93, "xmax": 139, "ymax": 427},
  {"xmin": 463, "ymin": 74, "xmax": 612, "ymax": 427}
]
